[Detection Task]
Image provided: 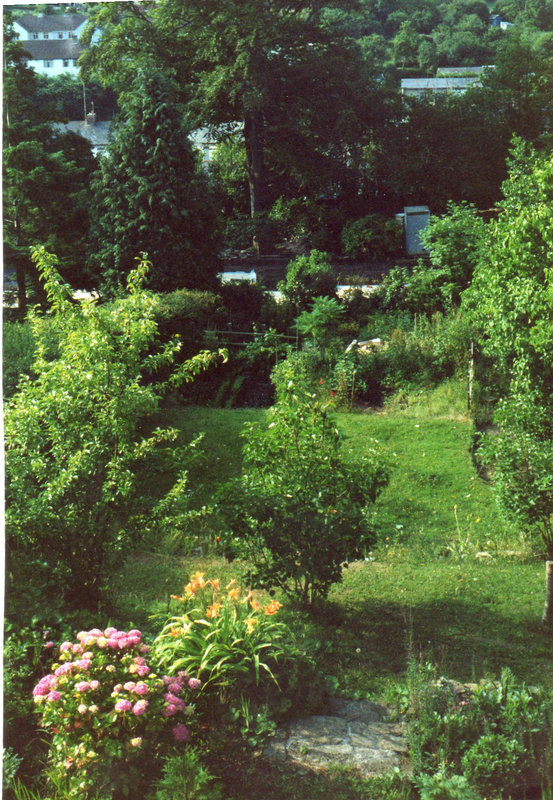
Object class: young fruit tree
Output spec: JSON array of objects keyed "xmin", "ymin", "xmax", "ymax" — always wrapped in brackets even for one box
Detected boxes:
[
  {"xmin": 217, "ymin": 354, "xmax": 389, "ymax": 606},
  {"xmin": 466, "ymin": 141, "xmax": 553, "ymax": 625},
  {"xmin": 5, "ymin": 247, "xmax": 224, "ymax": 610}
]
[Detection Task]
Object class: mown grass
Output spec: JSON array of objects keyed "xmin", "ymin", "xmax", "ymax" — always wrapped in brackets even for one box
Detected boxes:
[{"xmin": 117, "ymin": 381, "xmax": 547, "ymax": 691}]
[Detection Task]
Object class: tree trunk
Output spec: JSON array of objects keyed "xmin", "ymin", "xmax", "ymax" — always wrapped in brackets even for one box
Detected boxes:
[
  {"xmin": 244, "ymin": 110, "xmax": 266, "ymax": 256},
  {"xmin": 13, "ymin": 215, "xmax": 28, "ymax": 314},
  {"xmin": 542, "ymin": 560, "xmax": 553, "ymax": 627}
]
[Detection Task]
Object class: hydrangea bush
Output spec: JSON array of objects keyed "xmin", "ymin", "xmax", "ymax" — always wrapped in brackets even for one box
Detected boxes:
[{"xmin": 33, "ymin": 627, "xmax": 201, "ymax": 799}]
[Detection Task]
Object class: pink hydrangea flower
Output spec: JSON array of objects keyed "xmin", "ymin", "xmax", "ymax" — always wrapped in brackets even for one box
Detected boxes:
[
  {"xmin": 75, "ymin": 681, "xmax": 90, "ymax": 693},
  {"xmin": 104, "ymin": 627, "xmax": 117, "ymax": 638},
  {"xmin": 107, "ymin": 638, "xmax": 119, "ymax": 649},
  {"xmin": 139, "ymin": 644, "xmax": 150, "ymax": 654},
  {"xmin": 136, "ymin": 665, "xmax": 150, "ymax": 677},
  {"xmin": 78, "ymin": 704, "xmax": 88, "ymax": 715},
  {"xmin": 33, "ymin": 681, "xmax": 50, "ymax": 697},
  {"xmin": 124, "ymin": 681, "xmax": 136, "ymax": 692},
  {"xmin": 78, "ymin": 659, "xmax": 92, "ymax": 671},
  {"xmin": 118, "ymin": 638, "xmax": 130, "ymax": 649},
  {"xmin": 72, "ymin": 644, "xmax": 84, "ymax": 655},
  {"xmin": 115, "ymin": 699, "xmax": 132, "ymax": 713},
  {"xmin": 164, "ymin": 693, "xmax": 185, "ymax": 710},
  {"xmin": 97, "ymin": 637, "xmax": 108, "ymax": 649},
  {"xmin": 132, "ymin": 699, "xmax": 149, "ymax": 715},
  {"xmin": 162, "ymin": 704, "xmax": 178, "ymax": 717},
  {"xmin": 89, "ymin": 628, "xmax": 103, "ymax": 637},
  {"xmin": 134, "ymin": 657, "xmax": 146, "ymax": 666},
  {"xmin": 177, "ymin": 671, "xmax": 190, "ymax": 681},
  {"xmin": 130, "ymin": 737, "xmax": 143, "ymax": 748},
  {"xmin": 188, "ymin": 677, "xmax": 201, "ymax": 690},
  {"xmin": 127, "ymin": 635, "xmax": 141, "ymax": 647},
  {"xmin": 112, "ymin": 684, "xmax": 123, "ymax": 695},
  {"xmin": 45, "ymin": 641, "xmax": 54, "ymax": 649},
  {"xmin": 47, "ymin": 691, "xmax": 61, "ymax": 701},
  {"xmin": 112, "ymin": 631, "xmax": 127, "ymax": 640},
  {"xmin": 89, "ymin": 680, "xmax": 100, "ymax": 691},
  {"xmin": 83, "ymin": 635, "xmax": 97, "ymax": 647},
  {"xmin": 167, "ymin": 681, "xmax": 182, "ymax": 695},
  {"xmin": 76, "ymin": 631, "xmax": 88, "ymax": 641},
  {"xmin": 88, "ymin": 705, "xmax": 99, "ymax": 714},
  {"xmin": 128, "ymin": 629, "xmax": 142, "ymax": 639},
  {"xmin": 134, "ymin": 682, "xmax": 149, "ymax": 696},
  {"xmin": 60, "ymin": 642, "xmax": 73, "ymax": 652},
  {"xmin": 172, "ymin": 723, "xmax": 189, "ymax": 742},
  {"xmin": 54, "ymin": 663, "xmax": 73, "ymax": 677}
]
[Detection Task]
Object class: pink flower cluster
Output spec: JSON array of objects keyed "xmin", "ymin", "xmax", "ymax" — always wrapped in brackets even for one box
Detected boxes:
[
  {"xmin": 33, "ymin": 673, "xmax": 60, "ymax": 701},
  {"xmin": 161, "ymin": 671, "xmax": 201, "ymax": 717},
  {"xmin": 33, "ymin": 626, "xmax": 196, "ymax": 753}
]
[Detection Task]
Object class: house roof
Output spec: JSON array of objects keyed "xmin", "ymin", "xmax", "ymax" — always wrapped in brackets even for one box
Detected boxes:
[
  {"xmin": 53, "ymin": 120, "xmax": 112, "ymax": 149},
  {"xmin": 22, "ymin": 39, "xmax": 84, "ymax": 61},
  {"xmin": 436, "ymin": 66, "xmax": 493, "ymax": 77},
  {"xmin": 401, "ymin": 77, "xmax": 482, "ymax": 91},
  {"xmin": 14, "ymin": 13, "xmax": 87, "ymax": 33}
]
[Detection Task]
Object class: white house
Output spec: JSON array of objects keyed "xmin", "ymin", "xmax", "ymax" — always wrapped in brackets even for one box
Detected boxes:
[{"xmin": 12, "ymin": 13, "xmax": 88, "ymax": 76}]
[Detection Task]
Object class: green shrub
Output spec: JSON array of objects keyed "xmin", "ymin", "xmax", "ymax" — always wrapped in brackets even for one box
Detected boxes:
[
  {"xmin": 2, "ymin": 319, "xmax": 58, "ymax": 398},
  {"xmin": 277, "ymin": 249, "xmax": 336, "ymax": 311},
  {"xmin": 152, "ymin": 290, "xmax": 223, "ymax": 357},
  {"xmin": 155, "ymin": 749, "xmax": 223, "ymax": 800},
  {"xmin": 217, "ymin": 354, "xmax": 389, "ymax": 605},
  {"xmin": 461, "ymin": 733, "xmax": 527, "ymax": 798},
  {"xmin": 415, "ymin": 764, "xmax": 480, "ymax": 800},
  {"xmin": 5, "ymin": 248, "xmax": 222, "ymax": 610},
  {"xmin": 407, "ymin": 662, "xmax": 551, "ymax": 797},
  {"xmin": 341, "ymin": 214, "xmax": 403, "ymax": 260}
]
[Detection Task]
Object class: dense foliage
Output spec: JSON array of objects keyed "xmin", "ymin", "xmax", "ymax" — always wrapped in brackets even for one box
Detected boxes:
[
  {"xmin": 88, "ymin": 68, "xmax": 221, "ymax": 295},
  {"xmin": 5, "ymin": 248, "xmax": 222, "ymax": 609}
]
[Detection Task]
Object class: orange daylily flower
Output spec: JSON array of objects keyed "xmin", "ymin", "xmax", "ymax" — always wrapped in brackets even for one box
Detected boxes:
[
  {"xmin": 206, "ymin": 602, "xmax": 222, "ymax": 619},
  {"xmin": 244, "ymin": 618, "xmax": 257, "ymax": 633},
  {"xmin": 264, "ymin": 600, "xmax": 282, "ymax": 615}
]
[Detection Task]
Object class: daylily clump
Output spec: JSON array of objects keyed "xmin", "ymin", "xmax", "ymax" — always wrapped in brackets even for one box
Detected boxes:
[
  {"xmin": 155, "ymin": 575, "xmax": 287, "ymax": 697},
  {"xmin": 34, "ymin": 627, "xmax": 200, "ymax": 798}
]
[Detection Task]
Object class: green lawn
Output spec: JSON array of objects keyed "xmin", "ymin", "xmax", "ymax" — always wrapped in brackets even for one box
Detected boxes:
[
  {"xmin": 107, "ymin": 387, "xmax": 553, "ymax": 799},
  {"xmin": 117, "ymin": 385, "xmax": 549, "ymax": 693}
]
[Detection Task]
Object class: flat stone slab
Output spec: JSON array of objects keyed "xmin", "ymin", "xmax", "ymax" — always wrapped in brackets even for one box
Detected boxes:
[{"xmin": 264, "ymin": 697, "xmax": 410, "ymax": 777}]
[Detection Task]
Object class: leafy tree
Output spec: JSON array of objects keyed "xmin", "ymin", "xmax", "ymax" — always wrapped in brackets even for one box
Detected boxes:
[
  {"xmin": 465, "ymin": 142, "xmax": 553, "ymax": 625},
  {"xmin": 5, "ymin": 248, "xmax": 223, "ymax": 610},
  {"xmin": 87, "ymin": 67, "xmax": 221, "ymax": 295},
  {"xmin": 218, "ymin": 354, "xmax": 389, "ymax": 605},
  {"xmin": 81, "ymin": 0, "xmax": 376, "ymax": 252},
  {"xmin": 3, "ymin": 16, "xmax": 95, "ymax": 311}
]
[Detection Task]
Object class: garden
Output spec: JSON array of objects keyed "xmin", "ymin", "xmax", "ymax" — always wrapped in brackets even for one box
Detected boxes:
[{"xmin": 4, "ymin": 146, "xmax": 553, "ymax": 800}]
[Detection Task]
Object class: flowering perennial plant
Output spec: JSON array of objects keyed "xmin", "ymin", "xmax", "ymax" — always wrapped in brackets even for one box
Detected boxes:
[
  {"xmin": 154, "ymin": 575, "xmax": 289, "ymax": 699},
  {"xmin": 33, "ymin": 627, "xmax": 201, "ymax": 798}
]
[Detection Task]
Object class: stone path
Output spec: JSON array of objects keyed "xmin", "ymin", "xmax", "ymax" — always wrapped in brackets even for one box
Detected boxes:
[{"xmin": 264, "ymin": 697, "xmax": 410, "ymax": 777}]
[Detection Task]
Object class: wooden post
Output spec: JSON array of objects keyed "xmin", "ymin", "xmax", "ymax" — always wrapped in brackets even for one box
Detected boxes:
[
  {"xmin": 542, "ymin": 561, "xmax": 553, "ymax": 627},
  {"xmin": 468, "ymin": 340, "xmax": 474, "ymax": 411}
]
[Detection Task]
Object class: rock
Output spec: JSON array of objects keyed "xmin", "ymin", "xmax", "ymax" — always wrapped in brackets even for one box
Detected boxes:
[{"xmin": 264, "ymin": 697, "xmax": 410, "ymax": 777}]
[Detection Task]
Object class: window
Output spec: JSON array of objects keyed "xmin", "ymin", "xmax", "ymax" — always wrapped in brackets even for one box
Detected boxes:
[
  {"xmin": 58, "ymin": 32, "xmax": 64, "ymax": 39},
  {"xmin": 43, "ymin": 60, "xmax": 53, "ymax": 68},
  {"xmin": 32, "ymin": 33, "xmax": 39, "ymax": 39},
  {"xmin": 43, "ymin": 32, "xmax": 49, "ymax": 39},
  {"xmin": 63, "ymin": 59, "xmax": 70, "ymax": 67}
]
